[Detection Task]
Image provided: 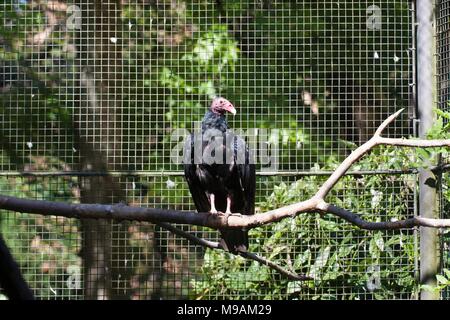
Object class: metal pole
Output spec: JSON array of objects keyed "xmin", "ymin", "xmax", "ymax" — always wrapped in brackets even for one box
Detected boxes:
[{"xmin": 417, "ymin": 0, "xmax": 440, "ymax": 300}]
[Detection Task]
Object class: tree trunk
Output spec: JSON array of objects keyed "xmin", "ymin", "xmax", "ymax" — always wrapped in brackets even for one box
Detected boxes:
[{"xmin": 75, "ymin": 0, "xmax": 130, "ymax": 300}]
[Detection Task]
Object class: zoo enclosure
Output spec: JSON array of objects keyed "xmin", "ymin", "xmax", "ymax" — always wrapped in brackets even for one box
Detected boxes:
[{"xmin": 0, "ymin": 0, "xmax": 448, "ymax": 299}]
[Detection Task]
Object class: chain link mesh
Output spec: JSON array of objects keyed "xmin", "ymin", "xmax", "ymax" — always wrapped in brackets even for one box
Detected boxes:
[{"xmin": 0, "ymin": 0, "xmax": 441, "ymax": 300}]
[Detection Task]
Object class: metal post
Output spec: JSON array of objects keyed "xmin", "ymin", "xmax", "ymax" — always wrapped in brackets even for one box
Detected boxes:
[{"xmin": 417, "ymin": 0, "xmax": 440, "ymax": 300}]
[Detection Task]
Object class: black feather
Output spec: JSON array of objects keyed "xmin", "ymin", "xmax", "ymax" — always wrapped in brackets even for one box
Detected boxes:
[{"xmin": 183, "ymin": 109, "xmax": 256, "ymax": 253}]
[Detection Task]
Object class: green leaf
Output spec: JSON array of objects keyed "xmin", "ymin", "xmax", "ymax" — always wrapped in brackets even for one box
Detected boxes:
[
  {"xmin": 287, "ymin": 281, "xmax": 303, "ymax": 294},
  {"xmin": 421, "ymin": 284, "xmax": 438, "ymax": 293},
  {"xmin": 443, "ymin": 269, "xmax": 450, "ymax": 279},
  {"xmin": 308, "ymin": 246, "xmax": 331, "ymax": 279},
  {"xmin": 436, "ymin": 275, "xmax": 448, "ymax": 285},
  {"xmin": 374, "ymin": 233, "xmax": 385, "ymax": 252}
]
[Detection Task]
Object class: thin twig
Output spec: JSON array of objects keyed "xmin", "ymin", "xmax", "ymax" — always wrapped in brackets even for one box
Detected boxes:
[
  {"xmin": 239, "ymin": 251, "xmax": 312, "ymax": 281},
  {"xmin": 155, "ymin": 221, "xmax": 220, "ymax": 249},
  {"xmin": 317, "ymin": 202, "xmax": 450, "ymax": 229},
  {"xmin": 155, "ymin": 221, "xmax": 310, "ymax": 280}
]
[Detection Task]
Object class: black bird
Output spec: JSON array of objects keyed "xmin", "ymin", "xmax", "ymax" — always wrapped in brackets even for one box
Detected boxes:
[{"xmin": 183, "ymin": 97, "xmax": 256, "ymax": 253}]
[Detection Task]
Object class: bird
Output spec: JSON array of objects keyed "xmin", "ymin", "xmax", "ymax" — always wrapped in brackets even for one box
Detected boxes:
[{"xmin": 183, "ymin": 97, "xmax": 256, "ymax": 254}]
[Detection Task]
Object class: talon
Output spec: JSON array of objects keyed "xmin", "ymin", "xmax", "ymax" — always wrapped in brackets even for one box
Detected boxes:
[
  {"xmin": 225, "ymin": 196, "xmax": 232, "ymax": 214},
  {"xmin": 209, "ymin": 193, "xmax": 218, "ymax": 214}
]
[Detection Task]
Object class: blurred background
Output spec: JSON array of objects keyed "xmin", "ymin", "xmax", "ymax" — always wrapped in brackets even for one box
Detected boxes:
[{"xmin": 0, "ymin": 0, "xmax": 448, "ymax": 299}]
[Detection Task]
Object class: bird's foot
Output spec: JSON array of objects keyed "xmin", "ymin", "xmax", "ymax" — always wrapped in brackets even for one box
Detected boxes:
[
  {"xmin": 227, "ymin": 212, "xmax": 243, "ymax": 217},
  {"xmin": 225, "ymin": 196, "xmax": 232, "ymax": 215},
  {"xmin": 213, "ymin": 211, "xmax": 231, "ymax": 221},
  {"xmin": 209, "ymin": 194, "xmax": 218, "ymax": 214},
  {"xmin": 216, "ymin": 212, "xmax": 243, "ymax": 220}
]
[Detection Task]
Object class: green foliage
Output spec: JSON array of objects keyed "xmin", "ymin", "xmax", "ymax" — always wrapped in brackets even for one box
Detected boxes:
[
  {"xmin": 192, "ymin": 149, "xmax": 419, "ymax": 299},
  {"xmin": 159, "ymin": 24, "xmax": 239, "ymax": 126},
  {"xmin": 433, "ymin": 107, "xmax": 450, "ymax": 298},
  {"xmin": 421, "ymin": 269, "xmax": 450, "ymax": 294},
  {"xmin": 0, "ymin": 156, "xmax": 81, "ymax": 299},
  {"xmin": 0, "ymin": 3, "xmax": 43, "ymax": 50},
  {"xmin": 192, "ymin": 106, "xmax": 450, "ymax": 300}
]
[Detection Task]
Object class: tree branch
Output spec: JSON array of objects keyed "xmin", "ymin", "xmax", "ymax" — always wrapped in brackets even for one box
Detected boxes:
[
  {"xmin": 155, "ymin": 221, "xmax": 311, "ymax": 280},
  {"xmin": 239, "ymin": 251, "xmax": 312, "ymax": 281},
  {"xmin": 0, "ymin": 234, "xmax": 35, "ymax": 300},
  {"xmin": 155, "ymin": 221, "xmax": 220, "ymax": 250},
  {"xmin": 317, "ymin": 203, "xmax": 450, "ymax": 230}
]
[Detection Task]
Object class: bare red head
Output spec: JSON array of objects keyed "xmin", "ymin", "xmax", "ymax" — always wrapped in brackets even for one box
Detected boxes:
[{"xmin": 210, "ymin": 97, "xmax": 236, "ymax": 116}]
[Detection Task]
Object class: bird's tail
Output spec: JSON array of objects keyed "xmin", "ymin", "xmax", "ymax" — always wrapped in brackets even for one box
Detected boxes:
[{"xmin": 219, "ymin": 229, "xmax": 248, "ymax": 254}]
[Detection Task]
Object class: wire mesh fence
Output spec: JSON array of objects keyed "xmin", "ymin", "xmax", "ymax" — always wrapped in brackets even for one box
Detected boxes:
[
  {"xmin": 0, "ymin": 0, "xmax": 445, "ymax": 300},
  {"xmin": 438, "ymin": 0, "xmax": 450, "ymax": 300}
]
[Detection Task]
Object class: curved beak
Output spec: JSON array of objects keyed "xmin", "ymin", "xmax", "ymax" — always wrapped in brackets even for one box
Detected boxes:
[{"xmin": 224, "ymin": 103, "xmax": 237, "ymax": 116}]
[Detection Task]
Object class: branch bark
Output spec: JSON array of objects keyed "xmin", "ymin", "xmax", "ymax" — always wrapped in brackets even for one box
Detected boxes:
[
  {"xmin": 155, "ymin": 221, "xmax": 311, "ymax": 280},
  {"xmin": 0, "ymin": 234, "xmax": 35, "ymax": 300}
]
